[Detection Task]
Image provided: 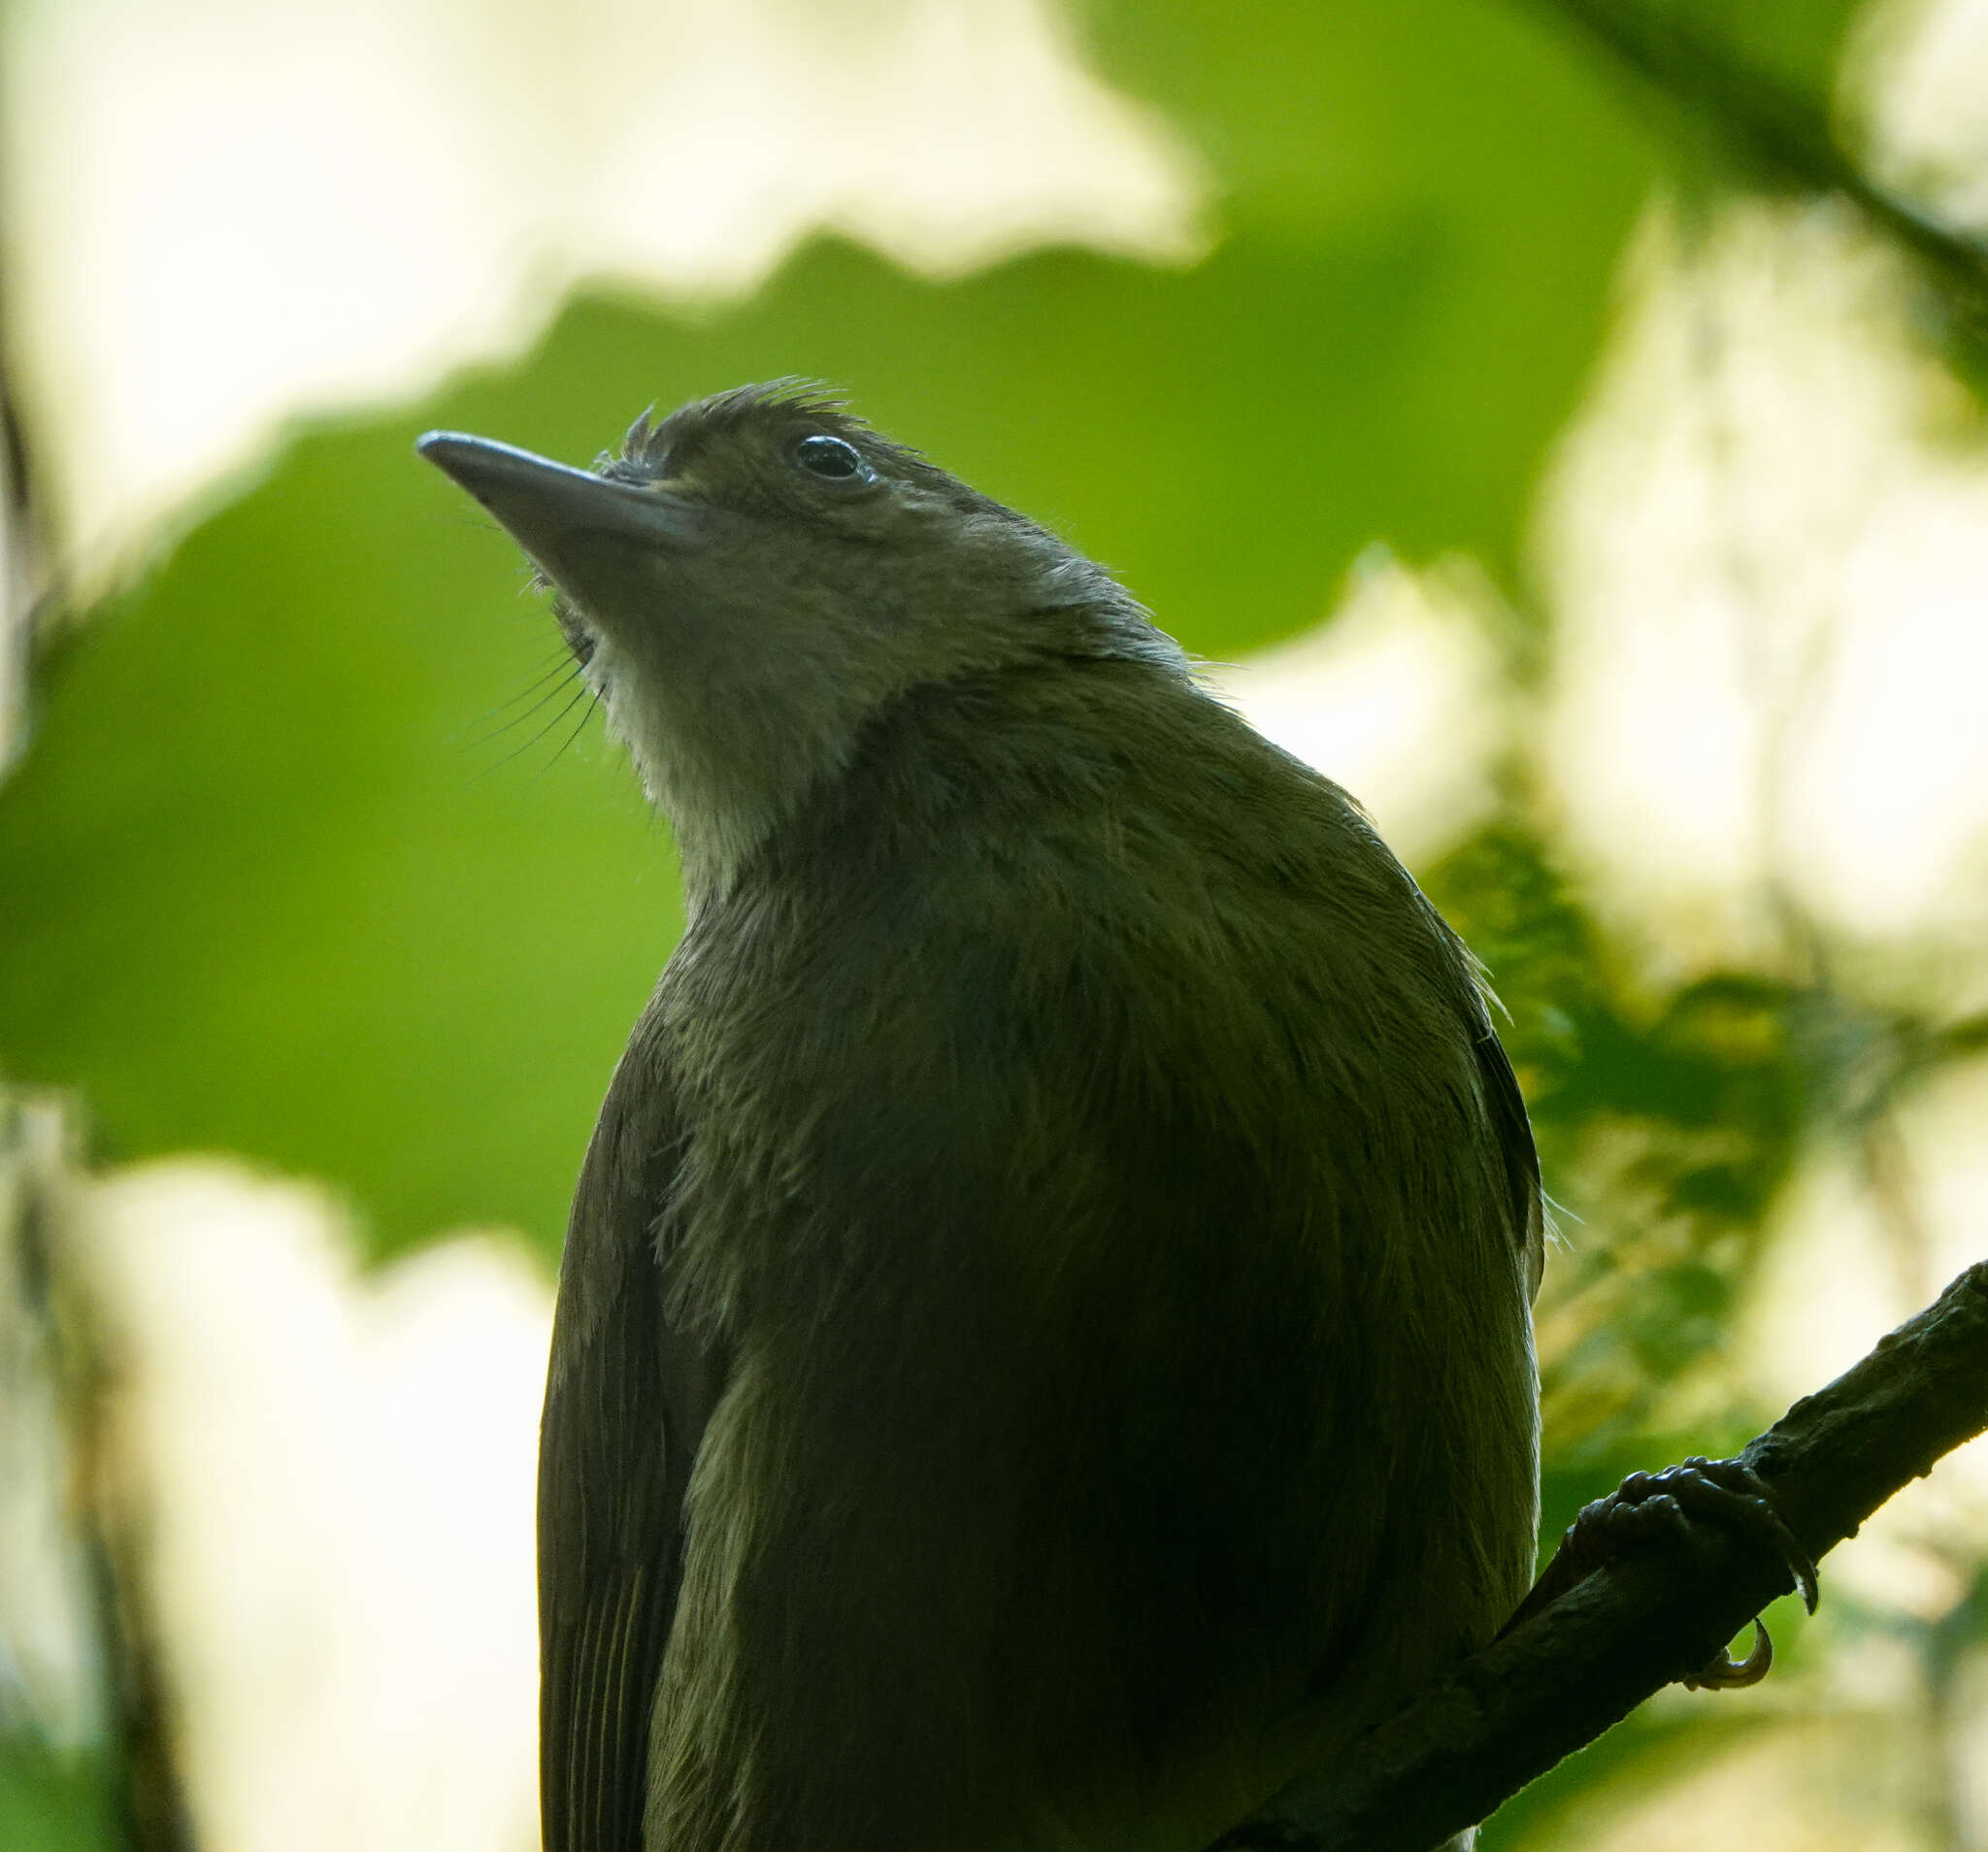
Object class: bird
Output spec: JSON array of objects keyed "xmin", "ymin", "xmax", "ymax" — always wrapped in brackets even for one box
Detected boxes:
[{"xmin": 417, "ymin": 381, "xmax": 1545, "ymax": 1852}]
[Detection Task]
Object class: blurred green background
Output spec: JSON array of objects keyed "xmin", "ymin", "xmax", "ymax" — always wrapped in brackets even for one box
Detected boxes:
[
  {"xmin": 0, "ymin": 0, "xmax": 1669, "ymax": 1258},
  {"xmin": 6, "ymin": 0, "xmax": 1988, "ymax": 1849}
]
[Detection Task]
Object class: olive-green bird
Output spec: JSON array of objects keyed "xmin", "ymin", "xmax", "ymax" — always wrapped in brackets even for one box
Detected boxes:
[{"xmin": 419, "ymin": 383, "xmax": 1542, "ymax": 1852}]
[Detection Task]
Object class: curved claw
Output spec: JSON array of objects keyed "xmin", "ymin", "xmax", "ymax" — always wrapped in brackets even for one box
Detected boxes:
[
  {"xmin": 1673, "ymin": 1457, "xmax": 1821, "ymax": 1614},
  {"xmin": 1682, "ymin": 1618, "xmax": 1773, "ymax": 1691}
]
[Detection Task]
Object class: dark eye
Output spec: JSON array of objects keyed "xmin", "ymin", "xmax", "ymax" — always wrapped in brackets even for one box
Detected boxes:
[{"xmin": 792, "ymin": 433, "xmax": 866, "ymax": 480}]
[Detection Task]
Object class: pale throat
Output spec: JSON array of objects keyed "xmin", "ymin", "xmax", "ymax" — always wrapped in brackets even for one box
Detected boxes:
[{"xmin": 583, "ymin": 629, "xmax": 860, "ymax": 906}]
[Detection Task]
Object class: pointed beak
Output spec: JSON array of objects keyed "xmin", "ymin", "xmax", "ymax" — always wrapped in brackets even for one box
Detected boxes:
[{"xmin": 416, "ymin": 431, "xmax": 698, "ymax": 578}]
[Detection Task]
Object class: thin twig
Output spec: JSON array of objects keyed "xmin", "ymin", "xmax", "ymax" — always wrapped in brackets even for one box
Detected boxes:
[
  {"xmin": 1511, "ymin": 0, "xmax": 1988, "ymax": 334},
  {"xmin": 1214, "ymin": 1260, "xmax": 1988, "ymax": 1852}
]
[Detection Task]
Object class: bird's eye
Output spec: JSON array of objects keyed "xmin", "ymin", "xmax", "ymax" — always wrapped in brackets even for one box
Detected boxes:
[{"xmin": 792, "ymin": 434, "xmax": 866, "ymax": 480}]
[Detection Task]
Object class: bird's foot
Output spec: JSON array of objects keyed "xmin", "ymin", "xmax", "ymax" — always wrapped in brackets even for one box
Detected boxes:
[{"xmin": 1508, "ymin": 1455, "xmax": 1819, "ymax": 1691}]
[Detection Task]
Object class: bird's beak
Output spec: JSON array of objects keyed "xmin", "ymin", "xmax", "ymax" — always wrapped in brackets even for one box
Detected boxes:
[{"xmin": 416, "ymin": 431, "xmax": 699, "ymax": 580}]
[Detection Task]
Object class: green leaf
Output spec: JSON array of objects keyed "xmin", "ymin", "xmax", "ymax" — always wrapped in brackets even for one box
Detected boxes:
[
  {"xmin": 0, "ymin": 0, "xmax": 1690, "ymax": 1254},
  {"xmin": 0, "ymin": 1744, "xmax": 119, "ymax": 1852}
]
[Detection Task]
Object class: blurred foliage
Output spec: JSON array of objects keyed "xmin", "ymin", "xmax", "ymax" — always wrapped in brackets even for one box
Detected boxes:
[
  {"xmin": 1427, "ymin": 823, "xmax": 1813, "ymax": 1838},
  {"xmin": 0, "ymin": 0, "xmax": 1687, "ymax": 1259},
  {"xmin": 1424, "ymin": 826, "xmax": 1807, "ymax": 1461},
  {"xmin": 1509, "ymin": 0, "xmax": 1872, "ymax": 101},
  {"xmin": 0, "ymin": 0, "xmax": 1961, "ymax": 1847},
  {"xmin": 0, "ymin": 1744, "xmax": 119, "ymax": 1852},
  {"xmin": 1428, "ymin": 810, "xmax": 1988, "ymax": 1841}
]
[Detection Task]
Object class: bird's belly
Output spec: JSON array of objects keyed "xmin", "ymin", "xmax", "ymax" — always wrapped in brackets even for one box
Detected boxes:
[{"xmin": 643, "ymin": 1218, "xmax": 1537, "ymax": 1852}]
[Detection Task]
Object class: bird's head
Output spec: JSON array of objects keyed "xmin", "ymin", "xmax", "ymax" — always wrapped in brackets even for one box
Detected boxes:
[{"xmin": 419, "ymin": 381, "xmax": 1181, "ymax": 895}]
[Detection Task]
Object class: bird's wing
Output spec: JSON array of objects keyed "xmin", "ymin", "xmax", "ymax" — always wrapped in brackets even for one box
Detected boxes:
[
  {"xmin": 1472, "ymin": 1018, "xmax": 1545, "ymax": 1303},
  {"xmin": 538, "ymin": 1046, "xmax": 725, "ymax": 1852}
]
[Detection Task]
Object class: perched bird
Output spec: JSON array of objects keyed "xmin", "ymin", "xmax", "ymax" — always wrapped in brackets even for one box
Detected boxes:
[{"xmin": 418, "ymin": 384, "xmax": 1544, "ymax": 1852}]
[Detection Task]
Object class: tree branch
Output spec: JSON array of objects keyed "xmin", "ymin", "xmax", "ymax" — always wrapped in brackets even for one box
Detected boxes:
[
  {"xmin": 1215, "ymin": 1260, "xmax": 1988, "ymax": 1852},
  {"xmin": 1509, "ymin": 0, "xmax": 1988, "ymax": 336}
]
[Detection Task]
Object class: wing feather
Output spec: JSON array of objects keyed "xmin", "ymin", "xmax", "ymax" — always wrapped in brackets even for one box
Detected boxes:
[
  {"xmin": 538, "ymin": 1044, "xmax": 723, "ymax": 1852},
  {"xmin": 1472, "ymin": 1017, "xmax": 1544, "ymax": 1302}
]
